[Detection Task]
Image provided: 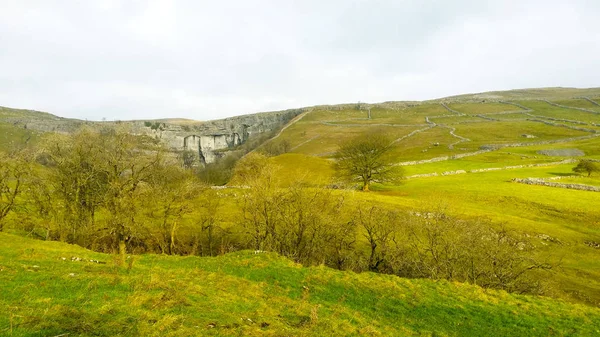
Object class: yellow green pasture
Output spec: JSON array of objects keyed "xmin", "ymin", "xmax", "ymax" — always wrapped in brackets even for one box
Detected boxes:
[
  {"xmin": 448, "ymin": 102, "xmax": 520, "ymax": 114},
  {"xmin": 517, "ymin": 100, "xmax": 600, "ymax": 124}
]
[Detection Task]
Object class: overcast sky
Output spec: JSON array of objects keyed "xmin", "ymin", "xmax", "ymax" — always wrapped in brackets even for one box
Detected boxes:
[{"xmin": 1, "ymin": 1, "xmax": 599, "ymax": 121}]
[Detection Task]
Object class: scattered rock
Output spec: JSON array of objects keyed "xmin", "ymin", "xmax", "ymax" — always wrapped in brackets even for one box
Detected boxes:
[
  {"xmin": 537, "ymin": 234, "xmax": 562, "ymax": 245},
  {"xmin": 441, "ymin": 170, "xmax": 466, "ymax": 176},
  {"xmin": 521, "ymin": 134, "xmax": 536, "ymax": 138},
  {"xmin": 585, "ymin": 241, "xmax": 600, "ymax": 249},
  {"xmin": 63, "ymin": 256, "xmax": 106, "ymax": 264},
  {"xmin": 537, "ymin": 149, "xmax": 585, "ymax": 157},
  {"xmin": 513, "ymin": 178, "xmax": 600, "ymax": 192},
  {"xmin": 89, "ymin": 259, "xmax": 106, "ymax": 264}
]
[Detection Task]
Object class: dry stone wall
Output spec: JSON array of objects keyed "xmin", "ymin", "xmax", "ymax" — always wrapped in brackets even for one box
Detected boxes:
[
  {"xmin": 541, "ymin": 99, "xmax": 600, "ymax": 114},
  {"xmin": 440, "ymin": 103, "xmax": 464, "ymax": 116},
  {"xmin": 581, "ymin": 97, "xmax": 600, "ymax": 107},
  {"xmin": 406, "ymin": 159, "xmax": 577, "ymax": 179},
  {"xmin": 512, "ymin": 178, "xmax": 600, "ymax": 192}
]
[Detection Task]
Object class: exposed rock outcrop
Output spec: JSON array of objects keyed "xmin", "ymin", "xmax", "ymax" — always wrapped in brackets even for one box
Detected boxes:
[{"xmin": 2, "ymin": 105, "xmax": 305, "ymax": 165}]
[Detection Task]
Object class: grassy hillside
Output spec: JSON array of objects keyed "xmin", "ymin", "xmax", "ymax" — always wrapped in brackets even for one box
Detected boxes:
[
  {"xmin": 2, "ymin": 87, "xmax": 600, "ymax": 333},
  {"xmin": 265, "ymin": 93, "xmax": 600, "ymax": 306},
  {"xmin": 1, "ymin": 233, "xmax": 599, "ymax": 337}
]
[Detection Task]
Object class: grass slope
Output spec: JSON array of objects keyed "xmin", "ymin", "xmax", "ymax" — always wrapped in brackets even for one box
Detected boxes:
[
  {"xmin": 268, "ymin": 96, "xmax": 600, "ymax": 306},
  {"xmin": 1, "ymin": 233, "xmax": 599, "ymax": 337}
]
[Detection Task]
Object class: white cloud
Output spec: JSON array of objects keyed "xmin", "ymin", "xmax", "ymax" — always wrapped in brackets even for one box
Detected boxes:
[{"xmin": 0, "ymin": 0, "xmax": 598, "ymax": 121}]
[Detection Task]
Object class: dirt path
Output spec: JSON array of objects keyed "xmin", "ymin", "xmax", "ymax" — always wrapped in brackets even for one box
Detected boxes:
[
  {"xmin": 290, "ymin": 135, "xmax": 321, "ymax": 151},
  {"xmin": 269, "ymin": 110, "xmax": 311, "ymax": 141},
  {"xmin": 245, "ymin": 109, "xmax": 311, "ymax": 156}
]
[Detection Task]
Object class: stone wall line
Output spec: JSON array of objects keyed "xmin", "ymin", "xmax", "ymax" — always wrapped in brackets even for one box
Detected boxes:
[
  {"xmin": 397, "ymin": 149, "xmax": 493, "ymax": 166},
  {"xmin": 512, "ymin": 178, "xmax": 600, "ymax": 192},
  {"xmin": 480, "ymin": 133, "xmax": 600, "ymax": 150},
  {"xmin": 440, "ymin": 103, "xmax": 465, "ymax": 116},
  {"xmin": 498, "ymin": 101, "xmax": 534, "ymax": 111},
  {"xmin": 541, "ymin": 99, "xmax": 600, "ymax": 114},
  {"xmin": 523, "ymin": 113, "xmax": 589, "ymax": 125},
  {"xmin": 391, "ymin": 126, "xmax": 433, "ymax": 145},
  {"xmin": 440, "ymin": 125, "xmax": 471, "ymax": 150},
  {"xmin": 527, "ymin": 118, "xmax": 598, "ymax": 133},
  {"xmin": 475, "ymin": 114, "xmax": 500, "ymax": 121},
  {"xmin": 405, "ymin": 159, "xmax": 577, "ymax": 179},
  {"xmin": 320, "ymin": 121, "xmax": 427, "ymax": 127},
  {"xmin": 479, "ymin": 110, "xmax": 530, "ymax": 115},
  {"xmin": 581, "ymin": 97, "xmax": 600, "ymax": 107},
  {"xmin": 525, "ymin": 118, "xmax": 598, "ymax": 134}
]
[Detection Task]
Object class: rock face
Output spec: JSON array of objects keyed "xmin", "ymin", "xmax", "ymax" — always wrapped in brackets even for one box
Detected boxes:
[
  {"xmin": 183, "ymin": 132, "xmax": 245, "ymax": 164},
  {"xmin": 137, "ymin": 109, "xmax": 304, "ymax": 164},
  {"xmin": 0, "ymin": 105, "xmax": 305, "ymax": 165}
]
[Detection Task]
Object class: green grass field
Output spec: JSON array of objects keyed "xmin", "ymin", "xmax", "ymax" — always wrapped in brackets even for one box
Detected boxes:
[
  {"xmin": 447, "ymin": 102, "xmax": 520, "ymax": 114},
  {"xmin": 0, "ymin": 123, "xmax": 36, "ymax": 149},
  {"xmin": 265, "ymin": 94, "xmax": 600, "ymax": 306},
  {"xmin": 3, "ymin": 88, "xmax": 600, "ymax": 335},
  {"xmin": 550, "ymin": 99, "xmax": 600, "ymax": 111},
  {"xmin": 517, "ymin": 101, "xmax": 600, "ymax": 124},
  {"xmin": 2, "ymin": 233, "xmax": 599, "ymax": 337}
]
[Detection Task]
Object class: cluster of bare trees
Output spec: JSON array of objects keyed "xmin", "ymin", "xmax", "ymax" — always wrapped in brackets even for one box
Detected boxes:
[
  {"xmin": 0, "ymin": 127, "xmax": 550, "ymax": 293},
  {"xmin": 1, "ymin": 127, "xmax": 213, "ymax": 262},
  {"xmin": 354, "ymin": 206, "xmax": 550, "ymax": 293},
  {"xmin": 233, "ymin": 153, "xmax": 550, "ymax": 293},
  {"xmin": 0, "ymin": 150, "xmax": 30, "ymax": 231}
]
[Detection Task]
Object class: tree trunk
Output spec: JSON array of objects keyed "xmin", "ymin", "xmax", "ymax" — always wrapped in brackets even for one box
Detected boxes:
[
  {"xmin": 170, "ymin": 222, "xmax": 177, "ymax": 255},
  {"xmin": 119, "ymin": 239, "xmax": 127, "ymax": 264},
  {"xmin": 207, "ymin": 225, "xmax": 214, "ymax": 256}
]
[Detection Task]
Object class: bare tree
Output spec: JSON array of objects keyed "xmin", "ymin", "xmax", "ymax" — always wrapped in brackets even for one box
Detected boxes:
[
  {"xmin": 0, "ymin": 151, "xmax": 29, "ymax": 231},
  {"xmin": 234, "ymin": 153, "xmax": 282, "ymax": 250},
  {"xmin": 145, "ymin": 165, "xmax": 203, "ymax": 255}
]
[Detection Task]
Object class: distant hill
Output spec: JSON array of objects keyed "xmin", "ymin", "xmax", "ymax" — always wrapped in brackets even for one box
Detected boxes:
[
  {"xmin": 432, "ymin": 87, "xmax": 600, "ymax": 102},
  {"xmin": 2, "ymin": 87, "xmax": 599, "ymax": 160}
]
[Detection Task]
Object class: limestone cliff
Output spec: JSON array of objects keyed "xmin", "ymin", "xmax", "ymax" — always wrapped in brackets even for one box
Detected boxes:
[
  {"xmin": 133, "ymin": 108, "xmax": 304, "ymax": 164},
  {"xmin": 0, "ymin": 105, "xmax": 304, "ymax": 164}
]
